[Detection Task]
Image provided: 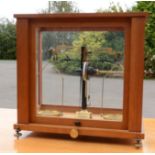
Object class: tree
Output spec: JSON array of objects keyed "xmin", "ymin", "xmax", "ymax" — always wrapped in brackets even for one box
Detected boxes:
[
  {"xmin": 97, "ymin": 2, "xmax": 125, "ymax": 57},
  {"xmin": 72, "ymin": 32, "xmax": 106, "ymax": 53},
  {"xmin": 49, "ymin": 1, "xmax": 79, "ymax": 13},
  {"xmin": 41, "ymin": 1, "xmax": 79, "ymax": 59},
  {"xmin": 104, "ymin": 31, "xmax": 124, "ymax": 52},
  {"xmin": 132, "ymin": 1, "xmax": 155, "ymax": 77},
  {"xmin": 0, "ymin": 19, "xmax": 16, "ymax": 59},
  {"xmin": 41, "ymin": 1, "xmax": 79, "ymax": 13},
  {"xmin": 52, "ymin": 31, "xmax": 124, "ymax": 74}
]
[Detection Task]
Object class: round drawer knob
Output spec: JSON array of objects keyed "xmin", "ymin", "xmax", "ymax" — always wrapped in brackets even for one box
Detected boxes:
[{"xmin": 70, "ymin": 128, "xmax": 79, "ymax": 139}]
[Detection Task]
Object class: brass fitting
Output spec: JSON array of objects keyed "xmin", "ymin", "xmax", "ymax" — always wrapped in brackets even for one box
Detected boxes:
[{"xmin": 70, "ymin": 128, "xmax": 79, "ymax": 139}]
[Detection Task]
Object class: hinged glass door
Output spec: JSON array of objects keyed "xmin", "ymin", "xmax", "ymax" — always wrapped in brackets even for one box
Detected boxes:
[{"xmin": 36, "ymin": 30, "xmax": 125, "ymax": 123}]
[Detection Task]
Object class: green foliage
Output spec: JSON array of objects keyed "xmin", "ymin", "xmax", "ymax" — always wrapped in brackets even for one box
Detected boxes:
[
  {"xmin": 53, "ymin": 50, "xmax": 123, "ymax": 74},
  {"xmin": 104, "ymin": 31, "xmax": 124, "ymax": 52},
  {"xmin": 0, "ymin": 19, "xmax": 16, "ymax": 59},
  {"xmin": 50, "ymin": 30, "xmax": 124, "ymax": 74},
  {"xmin": 132, "ymin": 1, "xmax": 155, "ymax": 77},
  {"xmin": 49, "ymin": 1, "xmax": 79, "ymax": 13},
  {"xmin": 53, "ymin": 30, "xmax": 123, "ymax": 73},
  {"xmin": 52, "ymin": 51, "xmax": 80, "ymax": 74},
  {"xmin": 71, "ymin": 31, "xmax": 124, "ymax": 53},
  {"xmin": 41, "ymin": 1, "xmax": 79, "ymax": 13},
  {"xmin": 89, "ymin": 52, "xmax": 113, "ymax": 70},
  {"xmin": 72, "ymin": 32, "xmax": 105, "ymax": 53},
  {"xmin": 89, "ymin": 51, "xmax": 123, "ymax": 71}
]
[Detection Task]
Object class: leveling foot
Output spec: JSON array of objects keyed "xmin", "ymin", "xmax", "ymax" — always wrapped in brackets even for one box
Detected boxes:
[
  {"xmin": 135, "ymin": 139, "xmax": 142, "ymax": 148},
  {"xmin": 14, "ymin": 128, "xmax": 22, "ymax": 139}
]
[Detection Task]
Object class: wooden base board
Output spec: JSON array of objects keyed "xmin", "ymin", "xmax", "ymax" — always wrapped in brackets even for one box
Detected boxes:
[{"xmin": 14, "ymin": 123, "xmax": 144, "ymax": 140}]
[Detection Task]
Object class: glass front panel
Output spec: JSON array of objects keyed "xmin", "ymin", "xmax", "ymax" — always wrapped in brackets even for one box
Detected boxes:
[{"xmin": 36, "ymin": 30, "xmax": 124, "ymax": 122}]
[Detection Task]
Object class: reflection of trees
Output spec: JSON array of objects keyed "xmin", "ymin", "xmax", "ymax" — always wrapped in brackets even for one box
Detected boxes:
[
  {"xmin": 46, "ymin": 31, "xmax": 124, "ymax": 75},
  {"xmin": 104, "ymin": 31, "xmax": 124, "ymax": 52},
  {"xmin": 42, "ymin": 32, "xmax": 76, "ymax": 60}
]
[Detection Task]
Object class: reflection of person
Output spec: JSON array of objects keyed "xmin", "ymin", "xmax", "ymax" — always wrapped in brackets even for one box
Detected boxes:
[
  {"xmin": 48, "ymin": 44, "xmax": 72, "ymax": 61},
  {"xmin": 48, "ymin": 47, "xmax": 58, "ymax": 61}
]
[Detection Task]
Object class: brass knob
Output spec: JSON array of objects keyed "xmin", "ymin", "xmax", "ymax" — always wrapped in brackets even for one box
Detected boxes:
[{"xmin": 70, "ymin": 128, "xmax": 79, "ymax": 139}]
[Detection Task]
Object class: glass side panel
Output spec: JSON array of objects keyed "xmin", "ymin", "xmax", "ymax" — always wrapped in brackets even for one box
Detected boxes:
[{"xmin": 36, "ymin": 31, "xmax": 124, "ymax": 122}]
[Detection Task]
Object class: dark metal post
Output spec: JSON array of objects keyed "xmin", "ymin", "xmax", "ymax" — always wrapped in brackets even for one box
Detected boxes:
[{"xmin": 81, "ymin": 46, "xmax": 88, "ymax": 109}]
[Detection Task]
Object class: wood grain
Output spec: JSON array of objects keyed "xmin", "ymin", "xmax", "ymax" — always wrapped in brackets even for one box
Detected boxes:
[
  {"xmin": 16, "ymin": 19, "xmax": 30, "ymax": 124},
  {"xmin": 128, "ymin": 17, "xmax": 146, "ymax": 132}
]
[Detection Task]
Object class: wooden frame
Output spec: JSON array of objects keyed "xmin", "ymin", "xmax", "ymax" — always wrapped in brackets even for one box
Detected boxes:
[{"xmin": 14, "ymin": 13, "xmax": 147, "ymax": 141}]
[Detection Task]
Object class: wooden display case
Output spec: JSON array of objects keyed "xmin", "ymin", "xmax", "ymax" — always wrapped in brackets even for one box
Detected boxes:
[{"xmin": 14, "ymin": 13, "xmax": 148, "ymax": 147}]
